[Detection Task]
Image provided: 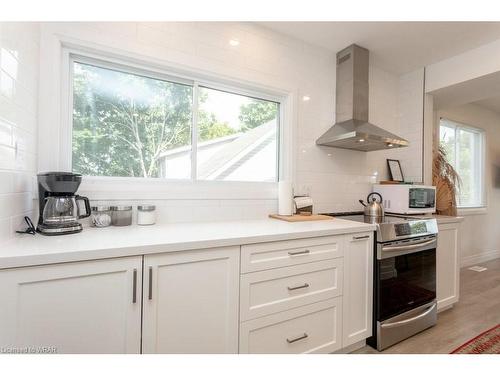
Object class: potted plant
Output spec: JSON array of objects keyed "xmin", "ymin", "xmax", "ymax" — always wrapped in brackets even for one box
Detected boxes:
[{"xmin": 433, "ymin": 145, "xmax": 461, "ymax": 216}]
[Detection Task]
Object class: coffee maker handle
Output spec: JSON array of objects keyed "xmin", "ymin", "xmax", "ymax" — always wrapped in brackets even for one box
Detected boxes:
[{"xmin": 76, "ymin": 195, "xmax": 91, "ymax": 219}]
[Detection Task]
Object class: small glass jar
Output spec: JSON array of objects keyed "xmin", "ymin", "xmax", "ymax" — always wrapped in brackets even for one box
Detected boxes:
[
  {"xmin": 90, "ymin": 206, "xmax": 112, "ymax": 228},
  {"xmin": 110, "ymin": 206, "xmax": 133, "ymax": 226},
  {"xmin": 137, "ymin": 205, "xmax": 156, "ymax": 226}
]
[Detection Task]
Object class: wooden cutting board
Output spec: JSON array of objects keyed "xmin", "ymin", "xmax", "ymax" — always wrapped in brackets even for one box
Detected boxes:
[{"xmin": 269, "ymin": 214, "xmax": 334, "ymax": 222}]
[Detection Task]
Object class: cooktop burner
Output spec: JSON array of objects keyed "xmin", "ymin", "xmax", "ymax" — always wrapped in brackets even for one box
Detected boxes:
[{"xmin": 322, "ymin": 212, "xmax": 424, "ymax": 225}]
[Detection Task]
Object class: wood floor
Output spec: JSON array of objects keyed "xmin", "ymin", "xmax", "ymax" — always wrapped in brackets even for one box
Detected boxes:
[{"xmin": 354, "ymin": 258, "xmax": 500, "ymax": 354}]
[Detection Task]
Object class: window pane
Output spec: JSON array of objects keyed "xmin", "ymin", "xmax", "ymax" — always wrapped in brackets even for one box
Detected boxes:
[
  {"xmin": 195, "ymin": 87, "xmax": 279, "ymax": 182},
  {"xmin": 457, "ymin": 128, "xmax": 481, "ymax": 207},
  {"xmin": 72, "ymin": 61, "xmax": 193, "ymax": 179},
  {"xmin": 439, "ymin": 124, "xmax": 455, "ymax": 166},
  {"xmin": 439, "ymin": 119, "xmax": 484, "ymax": 208}
]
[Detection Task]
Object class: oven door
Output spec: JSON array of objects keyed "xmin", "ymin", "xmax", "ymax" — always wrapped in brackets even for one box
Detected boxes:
[{"xmin": 376, "ymin": 238, "xmax": 437, "ymax": 322}]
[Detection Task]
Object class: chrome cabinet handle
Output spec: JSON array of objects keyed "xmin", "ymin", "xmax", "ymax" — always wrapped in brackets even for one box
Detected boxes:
[
  {"xmin": 132, "ymin": 268, "xmax": 137, "ymax": 304},
  {"xmin": 287, "ymin": 283, "xmax": 310, "ymax": 291},
  {"xmin": 353, "ymin": 235, "xmax": 370, "ymax": 240},
  {"xmin": 286, "ymin": 333, "xmax": 308, "ymax": 344},
  {"xmin": 288, "ymin": 249, "xmax": 310, "ymax": 256},
  {"xmin": 148, "ymin": 266, "xmax": 153, "ymax": 300}
]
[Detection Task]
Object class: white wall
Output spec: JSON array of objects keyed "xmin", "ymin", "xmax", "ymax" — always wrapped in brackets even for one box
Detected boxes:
[
  {"xmin": 0, "ymin": 23, "xmax": 39, "ymax": 243},
  {"xmin": 426, "ymin": 38, "xmax": 500, "ymax": 93},
  {"xmin": 34, "ymin": 22, "xmax": 425, "ymax": 224},
  {"xmin": 436, "ymin": 103, "xmax": 500, "ymax": 266}
]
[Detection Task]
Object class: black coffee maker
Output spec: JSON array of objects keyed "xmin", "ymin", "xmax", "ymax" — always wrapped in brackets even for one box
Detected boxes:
[{"xmin": 37, "ymin": 172, "xmax": 91, "ymax": 235}]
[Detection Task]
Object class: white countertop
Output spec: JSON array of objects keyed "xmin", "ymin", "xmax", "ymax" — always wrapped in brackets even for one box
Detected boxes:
[{"xmin": 0, "ymin": 218, "xmax": 376, "ymax": 270}]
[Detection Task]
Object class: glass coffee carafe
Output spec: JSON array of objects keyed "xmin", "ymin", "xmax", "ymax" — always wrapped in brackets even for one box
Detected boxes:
[{"xmin": 41, "ymin": 195, "xmax": 90, "ymax": 229}]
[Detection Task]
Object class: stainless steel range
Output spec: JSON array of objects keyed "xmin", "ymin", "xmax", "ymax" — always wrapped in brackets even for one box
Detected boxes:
[{"xmin": 324, "ymin": 212, "xmax": 438, "ymax": 351}]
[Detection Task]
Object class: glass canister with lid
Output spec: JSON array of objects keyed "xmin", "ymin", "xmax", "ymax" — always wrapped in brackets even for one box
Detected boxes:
[
  {"xmin": 137, "ymin": 205, "xmax": 156, "ymax": 225},
  {"xmin": 110, "ymin": 206, "xmax": 133, "ymax": 226},
  {"xmin": 90, "ymin": 206, "xmax": 112, "ymax": 227}
]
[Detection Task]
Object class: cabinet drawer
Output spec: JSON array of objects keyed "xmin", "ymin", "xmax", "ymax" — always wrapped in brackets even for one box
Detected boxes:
[
  {"xmin": 239, "ymin": 298, "xmax": 342, "ymax": 354},
  {"xmin": 241, "ymin": 235, "xmax": 343, "ymax": 273},
  {"xmin": 240, "ymin": 259, "xmax": 343, "ymax": 321}
]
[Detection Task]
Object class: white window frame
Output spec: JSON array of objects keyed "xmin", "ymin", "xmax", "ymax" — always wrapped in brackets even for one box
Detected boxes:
[
  {"xmin": 53, "ymin": 42, "xmax": 292, "ymax": 200},
  {"xmin": 439, "ymin": 117, "xmax": 486, "ymax": 211}
]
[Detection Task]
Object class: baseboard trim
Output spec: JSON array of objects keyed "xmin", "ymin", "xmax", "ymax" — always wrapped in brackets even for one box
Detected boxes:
[
  {"xmin": 461, "ymin": 250, "xmax": 500, "ymax": 268},
  {"xmin": 334, "ymin": 340, "xmax": 366, "ymax": 354},
  {"xmin": 437, "ymin": 303, "xmax": 454, "ymax": 313}
]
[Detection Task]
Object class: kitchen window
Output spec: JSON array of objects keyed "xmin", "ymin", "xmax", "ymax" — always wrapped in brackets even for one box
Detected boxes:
[
  {"xmin": 439, "ymin": 118, "xmax": 485, "ymax": 208},
  {"xmin": 70, "ymin": 56, "xmax": 281, "ymax": 183}
]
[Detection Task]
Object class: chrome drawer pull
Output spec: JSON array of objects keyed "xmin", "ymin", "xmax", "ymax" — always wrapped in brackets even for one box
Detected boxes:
[
  {"xmin": 148, "ymin": 266, "xmax": 153, "ymax": 300},
  {"xmin": 286, "ymin": 333, "xmax": 308, "ymax": 344},
  {"xmin": 287, "ymin": 283, "xmax": 310, "ymax": 291},
  {"xmin": 132, "ymin": 268, "xmax": 137, "ymax": 304},
  {"xmin": 353, "ymin": 235, "xmax": 370, "ymax": 240},
  {"xmin": 288, "ymin": 249, "xmax": 310, "ymax": 256}
]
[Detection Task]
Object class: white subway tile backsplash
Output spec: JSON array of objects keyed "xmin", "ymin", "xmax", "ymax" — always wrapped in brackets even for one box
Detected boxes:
[
  {"xmin": 0, "ymin": 23, "xmax": 39, "ymax": 244},
  {"xmin": 1, "ymin": 48, "xmax": 18, "ymax": 79},
  {"xmin": 0, "ymin": 144, "xmax": 15, "ymax": 170},
  {"xmin": 0, "ymin": 22, "xmax": 427, "ymax": 241},
  {"xmin": 0, "ymin": 171, "xmax": 14, "ymax": 193},
  {"xmin": 86, "ymin": 198, "xmax": 278, "ymax": 224},
  {"xmin": 0, "ymin": 117, "xmax": 12, "ymax": 146}
]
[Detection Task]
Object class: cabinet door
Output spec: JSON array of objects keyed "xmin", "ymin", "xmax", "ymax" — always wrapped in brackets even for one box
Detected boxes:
[
  {"xmin": 142, "ymin": 247, "xmax": 239, "ymax": 354},
  {"xmin": 437, "ymin": 223, "xmax": 460, "ymax": 310},
  {"xmin": 342, "ymin": 232, "xmax": 374, "ymax": 347},
  {"xmin": 0, "ymin": 257, "xmax": 142, "ymax": 353}
]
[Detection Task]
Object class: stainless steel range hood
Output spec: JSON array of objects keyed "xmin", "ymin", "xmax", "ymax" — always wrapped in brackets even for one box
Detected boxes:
[{"xmin": 316, "ymin": 44, "xmax": 409, "ymax": 152}]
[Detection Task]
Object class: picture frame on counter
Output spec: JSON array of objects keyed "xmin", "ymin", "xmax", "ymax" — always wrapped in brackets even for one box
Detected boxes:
[{"xmin": 387, "ymin": 159, "xmax": 404, "ymax": 182}]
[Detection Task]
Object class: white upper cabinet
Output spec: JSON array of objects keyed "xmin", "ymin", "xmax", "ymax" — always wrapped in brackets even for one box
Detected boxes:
[
  {"xmin": 0, "ymin": 257, "xmax": 142, "ymax": 353},
  {"xmin": 142, "ymin": 247, "xmax": 240, "ymax": 354},
  {"xmin": 342, "ymin": 232, "xmax": 374, "ymax": 347}
]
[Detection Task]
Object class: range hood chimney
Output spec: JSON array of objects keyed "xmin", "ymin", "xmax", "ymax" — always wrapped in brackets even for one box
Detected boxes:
[{"xmin": 316, "ymin": 44, "xmax": 409, "ymax": 152}]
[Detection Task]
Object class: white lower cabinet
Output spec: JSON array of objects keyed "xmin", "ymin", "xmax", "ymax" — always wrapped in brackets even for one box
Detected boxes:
[
  {"xmin": 437, "ymin": 222, "xmax": 460, "ymax": 311},
  {"xmin": 238, "ymin": 232, "xmax": 374, "ymax": 354},
  {"xmin": 0, "ymin": 257, "xmax": 142, "ymax": 354},
  {"xmin": 142, "ymin": 247, "xmax": 240, "ymax": 354},
  {"xmin": 0, "ymin": 231, "xmax": 375, "ymax": 354},
  {"xmin": 239, "ymin": 298, "xmax": 342, "ymax": 354},
  {"xmin": 342, "ymin": 232, "xmax": 374, "ymax": 346}
]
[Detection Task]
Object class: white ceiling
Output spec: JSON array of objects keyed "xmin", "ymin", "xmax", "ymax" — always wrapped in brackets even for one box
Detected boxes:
[
  {"xmin": 260, "ymin": 22, "xmax": 500, "ymax": 74},
  {"xmin": 474, "ymin": 96, "xmax": 500, "ymax": 114},
  {"xmin": 430, "ymin": 70, "xmax": 500, "ymax": 110}
]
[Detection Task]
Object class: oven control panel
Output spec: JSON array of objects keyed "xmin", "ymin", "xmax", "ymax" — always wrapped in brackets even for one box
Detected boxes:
[{"xmin": 395, "ymin": 221, "xmax": 428, "ymax": 237}]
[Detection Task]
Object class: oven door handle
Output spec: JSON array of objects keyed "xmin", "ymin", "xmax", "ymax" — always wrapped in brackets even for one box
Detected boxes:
[
  {"xmin": 382, "ymin": 238, "xmax": 437, "ymax": 252},
  {"xmin": 380, "ymin": 303, "xmax": 436, "ymax": 329}
]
